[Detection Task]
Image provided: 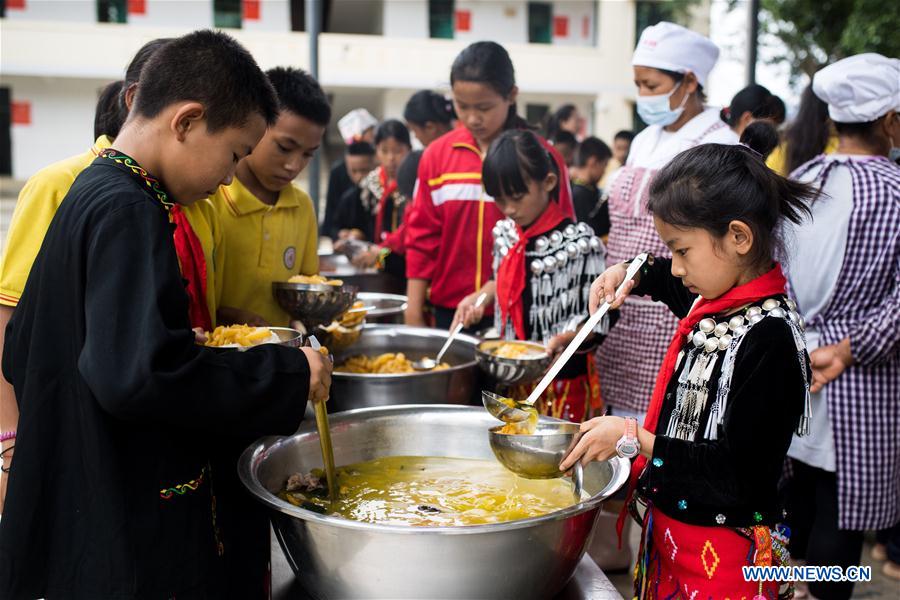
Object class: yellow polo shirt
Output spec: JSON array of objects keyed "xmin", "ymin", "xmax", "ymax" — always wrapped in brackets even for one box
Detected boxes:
[
  {"xmin": 0, "ymin": 136, "xmax": 113, "ymax": 306},
  {"xmin": 181, "ymin": 198, "xmax": 225, "ymax": 327},
  {"xmin": 212, "ymin": 177, "xmax": 319, "ymax": 326}
]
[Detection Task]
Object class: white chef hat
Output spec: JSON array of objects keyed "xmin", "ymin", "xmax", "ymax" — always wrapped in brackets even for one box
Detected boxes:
[
  {"xmin": 631, "ymin": 21, "xmax": 720, "ymax": 88},
  {"xmin": 812, "ymin": 53, "xmax": 900, "ymax": 123},
  {"xmin": 338, "ymin": 108, "xmax": 379, "ymax": 145}
]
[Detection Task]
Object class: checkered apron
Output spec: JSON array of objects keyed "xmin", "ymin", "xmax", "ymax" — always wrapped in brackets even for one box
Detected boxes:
[
  {"xmin": 789, "ymin": 155, "xmax": 900, "ymax": 530},
  {"xmin": 597, "ymin": 121, "xmax": 729, "ymax": 414}
]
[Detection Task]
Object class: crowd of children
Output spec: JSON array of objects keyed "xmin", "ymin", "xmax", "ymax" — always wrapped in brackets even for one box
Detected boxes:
[{"xmin": 0, "ymin": 20, "xmax": 897, "ymax": 600}]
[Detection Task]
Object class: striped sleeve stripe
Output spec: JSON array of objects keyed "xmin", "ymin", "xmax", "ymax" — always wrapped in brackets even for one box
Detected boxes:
[
  {"xmin": 430, "ymin": 183, "xmax": 494, "ymax": 206},
  {"xmin": 427, "ymin": 172, "xmax": 482, "ymax": 187}
]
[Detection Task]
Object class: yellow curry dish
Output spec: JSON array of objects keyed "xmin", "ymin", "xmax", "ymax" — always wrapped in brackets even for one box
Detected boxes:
[
  {"xmin": 335, "ymin": 352, "xmax": 449, "ymax": 374},
  {"xmin": 288, "ymin": 274, "xmax": 343, "ymax": 286},
  {"xmin": 204, "ymin": 324, "xmax": 279, "ymax": 348},
  {"xmin": 278, "ymin": 456, "xmax": 581, "ymax": 526},
  {"xmin": 490, "ymin": 342, "xmax": 546, "ymax": 359}
]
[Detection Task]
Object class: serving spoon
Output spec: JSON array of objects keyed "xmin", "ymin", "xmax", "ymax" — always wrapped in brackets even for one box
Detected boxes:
[
  {"xmin": 412, "ymin": 292, "xmax": 488, "ymax": 371},
  {"xmin": 483, "ymin": 254, "xmax": 648, "ymax": 422}
]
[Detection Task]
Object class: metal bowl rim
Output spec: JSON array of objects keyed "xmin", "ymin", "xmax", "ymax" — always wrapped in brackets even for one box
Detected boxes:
[
  {"xmin": 272, "ymin": 281, "xmax": 359, "ymax": 294},
  {"xmin": 355, "ymin": 292, "xmax": 409, "ymax": 317},
  {"xmin": 333, "ymin": 324, "xmax": 479, "ymax": 378},
  {"xmin": 488, "ymin": 421, "xmax": 581, "ymax": 438},
  {"xmin": 238, "ymin": 404, "xmax": 629, "ymax": 536},
  {"xmin": 475, "ymin": 340, "xmax": 550, "ymax": 362}
]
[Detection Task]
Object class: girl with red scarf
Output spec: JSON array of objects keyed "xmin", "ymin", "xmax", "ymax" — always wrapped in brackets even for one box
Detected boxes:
[
  {"xmin": 453, "ymin": 130, "xmax": 610, "ymax": 422},
  {"xmin": 561, "ymin": 124, "xmax": 816, "ymax": 598},
  {"xmin": 334, "ymin": 119, "xmax": 411, "ymax": 281}
]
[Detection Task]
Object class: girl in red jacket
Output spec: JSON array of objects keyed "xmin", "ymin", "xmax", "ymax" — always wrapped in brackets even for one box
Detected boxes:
[{"xmin": 404, "ymin": 41, "xmax": 573, "ymax": 329}]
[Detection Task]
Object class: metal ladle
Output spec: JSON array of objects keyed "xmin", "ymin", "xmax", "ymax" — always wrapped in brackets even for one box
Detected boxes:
[
  {"xmin": 483, "ymin": 253, "xmax": 649, "ymax": 422},
  {"xmin": 412, "ymin": 292, "xmax": 488, "ymax": 371}
]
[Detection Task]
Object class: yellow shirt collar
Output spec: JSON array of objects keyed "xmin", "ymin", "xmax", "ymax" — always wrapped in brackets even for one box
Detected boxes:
[{"xmin": 220, "ymin": 176, "xmax": 302, "ymax": 216}]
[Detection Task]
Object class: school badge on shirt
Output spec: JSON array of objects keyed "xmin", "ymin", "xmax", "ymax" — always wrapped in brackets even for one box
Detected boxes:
[{"xmin": 283, "ymin": 246, "xmax": 296, "ymax": 270}]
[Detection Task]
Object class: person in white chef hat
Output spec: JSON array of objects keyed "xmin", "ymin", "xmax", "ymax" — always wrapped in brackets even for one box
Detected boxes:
[
  {"xmin": 322, "ymin": 108, "xmax": 380, "ymax": 238},
  {"xmin": 589, "ymin": 21, "xmax": 739, "ymax": 572},
  {"xmin": 783, "ymin": 52, "xmax": 900, "ymax": 598}
]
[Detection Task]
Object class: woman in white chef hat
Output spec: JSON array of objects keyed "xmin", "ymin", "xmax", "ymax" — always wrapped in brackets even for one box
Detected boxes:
[
  {"xmin": 590, "ymin": 21, "xmax": 738, "ymax": 571},
  {"xmin": 783, "ymin": 53, "xmax": 900, "ymax": 599}
]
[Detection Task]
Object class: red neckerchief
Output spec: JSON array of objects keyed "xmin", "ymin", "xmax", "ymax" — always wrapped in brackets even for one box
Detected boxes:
[
  {"xmin": 616, "ymin": 263, "xmax": 788, "ymax": 544},
  {"xmin": 496, "ymin": 201, "xmax": 566, "ymax": 339},
  {"xmin": 170, "ymin": 204, "xmax": 213, "ymax": 332},
  {"xmin": 374, "ymin": 166, "xmax": 398, "ymax": 243},
  {"xmin": 97, "ymin": 149, "xmax": 212, "ymax": 331}
]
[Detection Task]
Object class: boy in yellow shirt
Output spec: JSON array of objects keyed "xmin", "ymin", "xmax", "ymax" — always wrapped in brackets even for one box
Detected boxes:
[{"xmin": 212, "ymin": 67, "xmax": 330, "ymax": 326}]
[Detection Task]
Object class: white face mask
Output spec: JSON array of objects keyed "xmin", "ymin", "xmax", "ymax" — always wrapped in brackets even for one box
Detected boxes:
[{"xmin": 636, "ymin": 81, "xmax": 690, "ymax": 127}]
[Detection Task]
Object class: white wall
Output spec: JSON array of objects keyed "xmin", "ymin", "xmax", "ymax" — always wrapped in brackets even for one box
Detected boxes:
[
  {"xmin": 382, "ymin": 0, "xmax": 428, "ymax": 39},
  {"xmin": 454, "ymin": 1, "xmax": 527, "ymax": 45},
  {"xmin": 243, "ymin": 0, "xmax": 291, "ymax": 33},
  {"xmin": 4, "ymin": 0, "xmax": 94, "ymax": 23},
  {"xmin": 128, "ymin": 0, "xmax": 213, "ymax": 28},
  {"xmin": 551, "ymin": 0, "xmax": 595, "ymax": 47},
  {"xmin": 1, "ymin": 75, "xmax": 103, "ymax": 179}
]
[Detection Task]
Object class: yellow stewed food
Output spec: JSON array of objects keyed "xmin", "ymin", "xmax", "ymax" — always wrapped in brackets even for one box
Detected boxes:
[
  {"xmin": 335, "ymin": 352, "xmax": 448, "ymax": 374},
  {"xmin": 278, "ymin": 456, "xmax": 581, "ymax": 526}
]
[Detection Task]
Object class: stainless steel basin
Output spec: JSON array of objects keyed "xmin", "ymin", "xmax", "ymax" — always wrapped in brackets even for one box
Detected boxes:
[
  {"xmin": 329, "ymin": 325, "xmax": 479, "ymax": 413},
  {"xmin": 239, "ymin": 405, "xmax": 630, "ymax": 599}
]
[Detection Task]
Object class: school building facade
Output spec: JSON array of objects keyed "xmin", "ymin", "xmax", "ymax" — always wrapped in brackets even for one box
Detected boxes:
[{"xmin": 0, "ymin": 0, "xmax": 710, "ymax": 186}]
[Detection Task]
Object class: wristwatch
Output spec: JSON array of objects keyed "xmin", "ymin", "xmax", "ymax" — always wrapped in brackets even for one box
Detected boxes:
[{"xmin": 615, "ymin": 417, "xmax": 640, "ymax": 459}]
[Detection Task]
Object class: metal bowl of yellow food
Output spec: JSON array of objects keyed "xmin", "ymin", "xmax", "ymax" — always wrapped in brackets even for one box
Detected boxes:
[
  {"xmin": 329, "ymin": 325, "xmax": 479, "ymax": 413},
  {"xmin": 475, "ymin": 340, "xmax": 552, "ymax": 385},
  {"xmin": 203, "ymin": 325, "xmax": 304, "ymax": 352},
  {"xmin": 489, "ymin": 420, "xmax": 579, "ymax": 479},
  {"xmin": 273, "ymin": 276, "xmax": 358, "ymax": 330},
  {"xmin": 238, "ymin": 404, "xmax": 629, "ymax": 599}
]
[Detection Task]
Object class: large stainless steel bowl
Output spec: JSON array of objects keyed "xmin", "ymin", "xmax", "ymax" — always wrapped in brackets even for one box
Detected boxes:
[
  {"xmin": 239, "ymin": 405, "xmax": 629, "ymax": 600},
  {"xmin": 319, "ymin": 252, "xmax": 405, "ymax": 294},
  {"xmin": 330, "ymin": 325, "xmax": 479, "ymax": 413}
]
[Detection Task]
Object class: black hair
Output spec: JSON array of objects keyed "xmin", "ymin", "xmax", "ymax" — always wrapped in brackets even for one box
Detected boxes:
[
  {"xmin": 552, "ymin": 130, "xmax": 577, "ymax": 148},
  {"xmin": 396, "ymin": 150, "xmax": 424, "ymax": 199},
  {"xmin": 121, "ymin": 38, "xmax": 172, "ymax": 111},
  {"xmin": 783, "ymin": 84, "xmax": 831, "ymax": 175},
  {"xmin": 94, "ymin": 81, "xmax": 126, "ymax": 140},
  {"xmin": 575, "ymin": 136, "xmax": 612, "ymax": 167},
  {"xmin": 346, "ymin": 141, "xmax": 375, "ymax": 156},
  {"xmin": 648, "ymin": 121, "xmax": 814, "ymax": 268},
  {"xmin": 739, "ymin": 121, "xmax": 780, "ymax": 160},
  {"xmin": 450, "ymin": 41, "xmax": 529, "ymax": 130},
  {"xmin": 482, "ymin": 129, "xmax": 560, "ymax": 201},
  {"xmin": 721, "ymin": 84, "xmax": 776, "ymax": 127},
  {"xmin": 614, "ymin": 130, "xmax": 635, "ymax": 143},
  {"xmin": 133, "ymin": 30, "xmax": 278, "ymax": 132},
  {"xmin": 656, "ymin": 68, "xmax": 707, "ymax": 102},
  {"xmin": 766, "ymin": 94, "xmax": 787, "ymax": 125},
  {"xmin": 266, "ymin": 66, "xmax": 331, "ymax": 126},
  {"xmin": 374, "ymin": 119, "xmax": 412, "ymax": 148},
  {"xmin": 403, "ymin": 90, "xmax": 455, "ymax": 126},
  {"xmin": 545, "ymin": 104, "xmax": 577, "ymax": 139},
  {"xmin": 833, "ymin": 119, "xmax": 882, "ymax": 146}
]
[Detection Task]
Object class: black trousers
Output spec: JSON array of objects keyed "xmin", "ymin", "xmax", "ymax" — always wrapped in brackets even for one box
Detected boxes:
[
  {"xmin": 784, "ymin": 459, "xmax": 865, "ymax": 600},
  {"xmin": 876, "ymin": 522, "xmax": 900, "ymax": 563}
]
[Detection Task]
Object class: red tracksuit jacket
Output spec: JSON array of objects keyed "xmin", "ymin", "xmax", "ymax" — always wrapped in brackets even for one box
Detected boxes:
[{"xmin": 405, "ymin": 126, "xmax": 573, "ymax": 310}]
